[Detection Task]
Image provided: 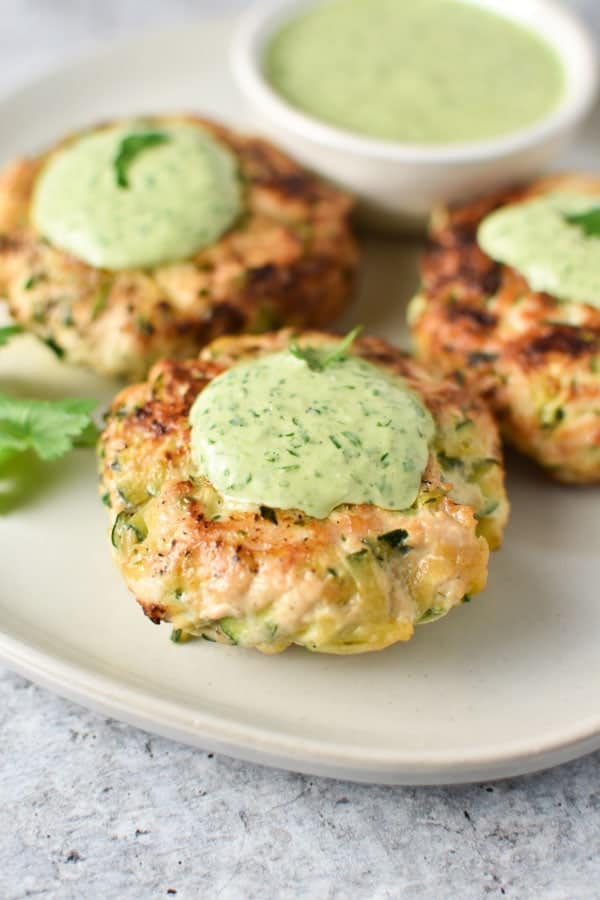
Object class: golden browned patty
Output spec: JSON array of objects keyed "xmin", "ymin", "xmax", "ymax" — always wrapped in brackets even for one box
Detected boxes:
[
  {"xmin": 0, "ymin": 115, "xmax": 357, "ymax": 380},
  {"xmin": 99, "ymin": 330, "xmax": 508, "ymax": 655},
  {"xmin": 409, "ymin": 174, "xmax": 600, "ymax": 483}
]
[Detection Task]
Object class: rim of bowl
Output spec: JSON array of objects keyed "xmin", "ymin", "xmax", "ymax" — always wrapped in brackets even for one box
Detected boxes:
[{"xmin": 231, "ymin": 0, "xmax": 599, "ymax": 164}]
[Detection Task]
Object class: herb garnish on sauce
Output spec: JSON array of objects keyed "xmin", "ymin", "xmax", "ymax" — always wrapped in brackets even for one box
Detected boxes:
[
  {"xmin": 564, "ymin": 206, "xmax": 600, "ymax": 238},
  {"xmin": 113, "ymin": 130, "xmax": 170, "ymax": 188},
  {"xmin": 289, "ymin": 325, "xmax": 362, "ymax": 371}
]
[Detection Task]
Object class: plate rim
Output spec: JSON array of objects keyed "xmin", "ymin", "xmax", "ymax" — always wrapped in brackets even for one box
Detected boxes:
[
  {"xmin": 0, "ymin": 13, "xmax": 236, "ymax": 108},
  {"xmin": 2, "ymin": 624, "xmax": 600, "ymax": 785}
]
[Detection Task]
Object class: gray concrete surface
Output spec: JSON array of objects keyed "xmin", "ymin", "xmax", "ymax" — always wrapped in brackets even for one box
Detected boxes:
[{"xmin": 1, "ymin": 2, "xmax": 600, "ymax": 897}]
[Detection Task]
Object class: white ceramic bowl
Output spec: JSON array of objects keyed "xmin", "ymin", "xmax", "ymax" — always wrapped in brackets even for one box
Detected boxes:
[{"xmin": 232, "ymin": 0, "xmax": 598, "ymax": 230}]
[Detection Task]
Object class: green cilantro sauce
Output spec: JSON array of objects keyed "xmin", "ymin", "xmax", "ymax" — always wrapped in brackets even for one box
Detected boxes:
[
  {"xmin": 264, "ymin": 0, "xmax": 563, "ymax": 144},
  {"xmin": 478, "ymin": 193, "xmax": 600, "ymax": 308},
  {"xmin": 32, "ymin": 122, "xmax": 242, "ymax": 270},
  {"xmin": 189, "ymin": 346, "xmax": 435, "ymax": 519}
]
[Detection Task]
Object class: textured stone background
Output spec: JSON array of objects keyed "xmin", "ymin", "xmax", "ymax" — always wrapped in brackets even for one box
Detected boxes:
[{"xmin": 2, "ymin": 2, "xmax": 600, "ymax": 898}]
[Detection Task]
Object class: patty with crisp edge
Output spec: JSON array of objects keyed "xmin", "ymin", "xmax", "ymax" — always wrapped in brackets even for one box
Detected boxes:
[
  {"xmin": 0, "ymin": 115, "xmax": 357, "ymax": 380},
  {"xmin": 409, "ymin": 175, "xmax": 600, "ymax": 483},
  {"xmin": 99, "ymin": 330, "xmax": 509, "ymax": 655}
]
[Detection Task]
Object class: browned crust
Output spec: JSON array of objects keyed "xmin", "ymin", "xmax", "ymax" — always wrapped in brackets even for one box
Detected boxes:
[
  {"xmin": 99, "ymin": 330, "xmax": 506, "ymax": 628},
  {"xmin": 412, "ymin": 174, "xmax": 600, "ymax": 482},
  {"xmin": 420, "ymin": 175, "xmax": 600, "ymax": 370},
  {"xmin": 109, "ymin": 329, "xmax": 478, "ymax": 444},
  {"xmin": 0, "ymin": 115, "xmax": 358, "ymax": 379}
]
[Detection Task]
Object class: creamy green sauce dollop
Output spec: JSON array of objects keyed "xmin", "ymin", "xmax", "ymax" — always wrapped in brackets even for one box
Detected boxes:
[
  {"xmin": 264, "ymin": 0, "xmax": 563, "ymax": 144},
  {"xmin": 189, "ymin": 347, "xmax": 435, "ymax": 519},
  {"xmin": 32, "ymin": 122, "xmax": 242, "ymax": 270},
  {"xmin": 478, "ymin": 193, "xmax": 600, "ymax": 308}
]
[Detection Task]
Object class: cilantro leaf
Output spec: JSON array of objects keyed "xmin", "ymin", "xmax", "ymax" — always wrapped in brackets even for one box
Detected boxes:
[
  {"xmin": 0, "ymin": 394, "xmax": 98, "ymax": 464},
  {"xmin": 74, "ymin": 419, "xmax": 101, "ymax": 448},
  {"xmin": 113, "ymin": 130, "xmax": 170, "ymax": 188},
  {"xmin": 320, "ymin": 325, "xmax": 363, "ymax": 368},
  {"xmin": 288, "ymin": 342, "xmax": 323, "ymax": 371},
  {"xmin": 564, "ymin": 206, "xmax": 600, "ymax": 237},
  {"xmin": 0, "ymin": 325, "xmax": 23, "ymax": 347},
  {"xmin": 289, "ymin": 325, "xmax": 363, "ymax": 371}
]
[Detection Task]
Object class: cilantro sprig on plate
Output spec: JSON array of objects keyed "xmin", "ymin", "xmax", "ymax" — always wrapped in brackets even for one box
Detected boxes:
[
  {"xmin": 0, "ymin": 324, "xmax": 23, "ymax": 347},
  {"xmin": 0, "ymin": 394, "xmax": 98, "ymax": 467},
  {"xmin": 0, "ymin": 319, "xmax": 99, "ymax": 507}
]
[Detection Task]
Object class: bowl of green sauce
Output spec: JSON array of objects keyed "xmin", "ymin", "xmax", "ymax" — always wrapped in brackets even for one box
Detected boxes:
[{"xmin": 232, "ymin": 0, "xmax": 597, "ymax": 230}]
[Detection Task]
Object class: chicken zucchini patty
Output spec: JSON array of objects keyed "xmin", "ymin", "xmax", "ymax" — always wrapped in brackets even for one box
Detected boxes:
[
  {"xmin": 0, "ymin": 115, "xmax": 357, "ymax": 380},
  {"xmin": 99, "ymin": 330, "xmax": 508, "ymax": 654},
  {"xmin": 409, "ymin": 175, "xmax": 600, "ymax": 483}
]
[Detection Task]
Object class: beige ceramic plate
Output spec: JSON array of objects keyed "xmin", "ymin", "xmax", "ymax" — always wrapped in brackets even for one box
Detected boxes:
[{"xmin": 1, "ymin": 16, "xmax": 600, "ymax": 785}]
